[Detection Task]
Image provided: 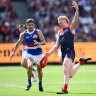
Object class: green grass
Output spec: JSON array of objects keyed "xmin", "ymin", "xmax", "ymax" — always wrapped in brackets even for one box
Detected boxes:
[{"xmin": 0, "ymin": 65, "xmax": 96, "ymax": 96}]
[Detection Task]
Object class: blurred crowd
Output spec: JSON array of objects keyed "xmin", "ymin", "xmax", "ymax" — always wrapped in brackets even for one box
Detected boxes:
[
  {"xmin": 27, "ymin": 0, "xmax": 96, "ymax": 42},
  {"xmin": 0, "ymin": 0, "xmax": 96, "ymax": 43},
  {"xmin": 0, "ymin": 0, "xmax": 20, "ymax": 43}
]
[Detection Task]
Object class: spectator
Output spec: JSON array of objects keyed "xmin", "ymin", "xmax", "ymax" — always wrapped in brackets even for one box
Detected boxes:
[
  {"xmin": 1, "ymin": 22, "xmax": 11, "ymax": 42},
  {"xmin": 0, "ymin": 0, "xmax": 96, "ymax": 43},
  {"xmin": 26, "ymin": 0, "xmax": 96, "ymax": 42}
]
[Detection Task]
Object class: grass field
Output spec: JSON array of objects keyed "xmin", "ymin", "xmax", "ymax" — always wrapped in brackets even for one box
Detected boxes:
[{"xmin": 0, "ymin": 64, "xmax": 96, "ymax": 96}]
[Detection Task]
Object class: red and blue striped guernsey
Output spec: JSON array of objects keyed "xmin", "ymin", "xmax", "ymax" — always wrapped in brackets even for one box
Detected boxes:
[{"xmin": 24, "ymin": 28, "xmax": 43, "ymax": 55}]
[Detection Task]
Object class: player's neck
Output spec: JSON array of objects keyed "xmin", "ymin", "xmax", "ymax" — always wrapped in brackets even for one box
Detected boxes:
[
  {"xmin": 62, "ymin": 24, "xmax": 69, "ymax": 29},
  {"xmin": 28, "ymin": 28, "xmax": 34, "ymax": 32}
]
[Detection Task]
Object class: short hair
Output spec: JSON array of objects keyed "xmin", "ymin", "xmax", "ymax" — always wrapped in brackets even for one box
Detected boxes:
[
  {"xmin": 57, "ymin": 16, "xmax": 69, "ymax": 23},
  {"xmin": 54, "ymin": 26, "xmax": 60, "ymax": 29},
  {"xmin": 26, "ymin": 18, "xmax": 34, "ymax": 24},
  {"xmin": 19, "ymin": 24, "xmax": 26, "ymax": 29}
]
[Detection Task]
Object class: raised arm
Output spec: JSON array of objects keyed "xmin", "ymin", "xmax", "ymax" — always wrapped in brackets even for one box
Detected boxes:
[
  {"xmin": 34, "ymin": 29, "xmax": 46, "ymax": 45},
  {"xmin": 70, "ymin": 1, "xmax": 79, "ymax": 33},
  {"xmin": 10, "ymin": 33, "xmax": 24, "ymax": 60}
]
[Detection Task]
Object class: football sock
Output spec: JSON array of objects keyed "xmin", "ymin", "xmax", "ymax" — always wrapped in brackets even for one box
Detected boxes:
[
  {"xmin": 39, "ymin": 81, "xmax": 42, "ymax": 86},
  {"xmin": 28, "ymin": 79, "xmax": 31, "ymax": 85},
  {"xmin": 32, "ymin": 68, "xmax": 35, "ymax": 71},
  {"xmin": 63, "ymin": 84, "xmax": 68, "ymax": 92},
  {"xmin": 32, "ymin": 73, "xmax": 34, "ymax": 77}
]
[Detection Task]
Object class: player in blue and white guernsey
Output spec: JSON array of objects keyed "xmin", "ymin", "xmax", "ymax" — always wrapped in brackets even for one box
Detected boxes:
[
  {"xmin": 45, "ymin": 1, "xmax": 91, "ymax": 94},
  {"xmin": 24, "ymin": 19, "xmax": 46, "ymax": 91},
  {"xmin": 22, "ymin": 35, "xmax": 38, "ymax": 82},
  {"xmin": 10, "ymin": 24, "xmax": 38, "ymax": 81},
  {"xmin": 19, "ymin": 24, "xmax": 38, "ymax": 82},
  {"xmin": 10, "ymin": 20, "xmax": 46, "ymax": 91}
]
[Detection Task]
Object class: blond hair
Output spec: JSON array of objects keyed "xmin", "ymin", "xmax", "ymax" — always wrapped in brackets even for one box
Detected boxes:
[{"xmin": 57, "ymin": 16, "xmax": 69, "ymax": 23}]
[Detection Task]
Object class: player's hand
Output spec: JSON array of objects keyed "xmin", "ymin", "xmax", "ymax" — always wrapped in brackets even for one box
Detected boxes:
[
  {"xmin": 45, "ymin": 52, "xmax": 51, "ymax": 57},
  {"xmin": 72, "ymin": 1, "xmax": 79, "ymax": 10},
  {"xmin": 52, "ymin": 41, "xmax": 55, "ymax": 45},
  {"xmin": 34, "ymin": 40, "xmax": 40, "ymax": 45},
  {"xmin": 9, "ymin": 53, "xmax": 14, "ymax": 61}
]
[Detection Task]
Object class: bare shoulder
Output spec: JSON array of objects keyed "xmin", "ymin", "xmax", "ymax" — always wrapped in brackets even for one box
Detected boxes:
[
  {"xmin": 69, "ymin": 24, "xmax": 75, "ymax": 35},
  {"xmin": 36, "ymin": 29, "xmax": 43, "ymax": 35},
  {"xmin": 37, "ymin": 29, "xmax": 42, "ymax": 33},
  {"xmin": 70, "ymin": 24, "xmax": 75, "ymax": 31},
  {"xmin": 20, "ymin": 32, "xmax": 25, "ymax": 39},
  {"xmin": 20, "ymin": 32, "xmax": 24, "ymax": 36}
]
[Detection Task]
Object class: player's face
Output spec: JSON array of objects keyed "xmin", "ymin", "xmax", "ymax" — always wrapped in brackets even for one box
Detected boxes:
[
  {"xmin": 19, "ymin": 27, "xmax": 25, "ymax": 33},
  {"xmin": 58, "ymin": 19, "xmax": 67, "ymax": 28},
  {"xmin": 54, "ymin": 26, "xmax": 60, "ymax": 33},
  {"xmin": 26, "ymin": 22, "xmax": 34, "ymax": 32}
]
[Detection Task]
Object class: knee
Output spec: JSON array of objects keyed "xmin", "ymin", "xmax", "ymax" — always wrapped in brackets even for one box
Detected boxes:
[
  {"xmin": 21, "ymin": 60, "xmax": 27, "ymax": 68},
  {"xmin": 63, "ymin": 60, "xmax": 70, "ymax": 74},
  {"xmin": 63, "ymin": 65, "xmax": 69, "ymax": 74},
  {"xmin": 27, "ymin": 64, "xmax": 32, "ymax": 70},
  {"xmin": 63, "ymin": 68, "xmax": 69, "ymax": 75},
  {"xmin": 21, "ymin": 63, "xmax": 25, "ymax": 67},
  {"xmin": 69, "ymin": 75, "xmax": 73, "ymax": 78}
]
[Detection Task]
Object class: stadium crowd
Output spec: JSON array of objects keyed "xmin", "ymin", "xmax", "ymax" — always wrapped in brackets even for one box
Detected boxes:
[
  {"xmin": 0, "ymin": 0, "xmax": 20, "ymax": 43},
  {"xmin": 0, "ymin": 0, "xmax": 96, "ymax": 43}
]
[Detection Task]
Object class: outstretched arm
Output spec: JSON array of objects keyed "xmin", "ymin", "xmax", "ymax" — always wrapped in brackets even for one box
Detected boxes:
[
  {"xmin": 70, "ymin": 1, "xmax": 79, "ymax": 34},
  {"xmin": 45, "ymin": 37, "xmax": 60, "ymax": 57},
  {"xmin": 10, "ymin": 33, "xmax": 24, "ymax": 60}
]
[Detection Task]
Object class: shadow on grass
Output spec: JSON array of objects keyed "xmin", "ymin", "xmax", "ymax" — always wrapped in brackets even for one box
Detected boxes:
[
  {"xmin": 73, "ymin": 92, "xmax": 96, "ymax": 94},
  {"xmin": 43, "ymin": 91, "xmax": 56, "ymax": 94}
]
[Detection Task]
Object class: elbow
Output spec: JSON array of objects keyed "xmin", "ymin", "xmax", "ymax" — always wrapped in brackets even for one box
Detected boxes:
[
  {"xmin": 42, "ymin": 41, "xmax": 46, "ymax": 45},
  {"xmin": 44, "ymin": 41, "xmax": 46, "ymax": 45},
  {"xmin": 75, "ymin": 22, "xmax": 78, "ymax": 28}
]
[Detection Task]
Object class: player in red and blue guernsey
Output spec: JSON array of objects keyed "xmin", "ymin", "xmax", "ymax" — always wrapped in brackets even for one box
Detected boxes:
[
  {"xmin": 10, "ymin": 20, "xmax": 46, "ymax": 91},
  {"xmin": 45, "ymin": 1, "xmax": 91, "ymax": 94}
]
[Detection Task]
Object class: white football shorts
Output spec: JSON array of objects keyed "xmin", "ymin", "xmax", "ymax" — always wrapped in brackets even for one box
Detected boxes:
[
  {"xmin": 27, "ymin": 53, "xmax": 43, "ymax": 65},
  {"xmin": 22, "ymin": 49, "xmax": 28, "ymax": 59}
]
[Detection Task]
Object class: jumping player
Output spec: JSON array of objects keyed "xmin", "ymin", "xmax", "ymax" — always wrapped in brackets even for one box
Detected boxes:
[
  {"xmin": 45, "ymin": 1, "xmax": 91, "ymax": 94},
  {"xmin": 10, "ymin": 20, "xmax": 46, "ymax": 91}
]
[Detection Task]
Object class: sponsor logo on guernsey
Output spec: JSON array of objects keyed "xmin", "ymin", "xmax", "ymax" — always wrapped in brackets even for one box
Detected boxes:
[
  {"xmin": 64, "ymin": 29, "xmax": 69, "ymax": 33},
  {"xmin": 26, "ymin": 36, "xmax": 29, "ymax": 39},
  {"xmin": 33, "ymin": 34, "xmax": 38, "ymax": 38}
]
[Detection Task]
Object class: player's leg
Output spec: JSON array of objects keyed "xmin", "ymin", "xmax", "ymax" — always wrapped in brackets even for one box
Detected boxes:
[
  {"xmin": 29, "ymin": 54, "xmax": 44, "ymax": 91},
  {"xmin": 21, "ymin": 50, "xmax": 28, "ymax": 69},
  {"xmin": 36, "ymin": 64, "xmax": 43, "ymax": 91},
  {"xmin": 21, "ymin": 57, "xmax": 37, "ymax": 82},
  {"xmin": 69, "ymin": 57, "xmax": 92, "ymax": 78},
  {"xmin": 21, "ymin": 59, "xmax": 27, "ymax": 68},
  {"xmin": 32, "ymin": 68, "xmax": 38, "ymax": 78},
  {"xmin": 31, "ymin": 68, "xmax": 38, "ymax": 82},
  {"xmin": 69, "ymin": 62, "xmax": 80, "ymax": 78},
  {"xmin": 63, "ymin": 58, "xmax": 72, "ymax": 92},
  {"xmin": 57, "ymin": 58, "xmax": 71, "ymax": 94},
  {"xmin": 25, "ymin": 57, "xmax": 34, "ymax": 91}
]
